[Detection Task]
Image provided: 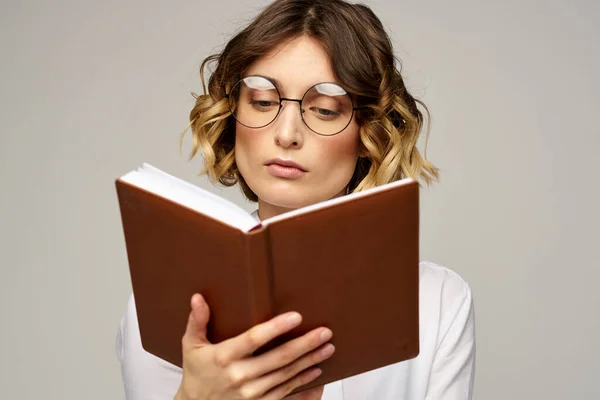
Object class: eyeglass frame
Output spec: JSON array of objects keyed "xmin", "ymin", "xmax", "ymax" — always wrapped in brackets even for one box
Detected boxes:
[{"xmin": 224, "ymin": 75, "xmax": 367, "ymax": 136}]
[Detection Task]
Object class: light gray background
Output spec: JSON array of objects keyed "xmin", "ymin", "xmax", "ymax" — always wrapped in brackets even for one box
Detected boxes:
[{"xmin": 1, "ymin": 0, "xmax": 598, "ymax": 398}]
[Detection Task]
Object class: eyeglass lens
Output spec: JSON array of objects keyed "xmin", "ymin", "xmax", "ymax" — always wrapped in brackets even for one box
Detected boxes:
[{"xmin": 228, "ymin": 76, "xmax": 354, "ymax": 136}]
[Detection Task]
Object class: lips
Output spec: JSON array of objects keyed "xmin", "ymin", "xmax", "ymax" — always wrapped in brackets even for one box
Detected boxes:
[
  {"xmin": 264, "ymin": 158, "xmax": 307, "ymax": 179},
  {"xmin": 264, "ymin": 158, "xmax": 307, "ymax": 172}
]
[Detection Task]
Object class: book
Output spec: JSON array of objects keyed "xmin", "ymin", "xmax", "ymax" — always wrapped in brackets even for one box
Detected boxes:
[{"xmin": 115, "ymin": 162, "xmax": 420, "ymax": 393}]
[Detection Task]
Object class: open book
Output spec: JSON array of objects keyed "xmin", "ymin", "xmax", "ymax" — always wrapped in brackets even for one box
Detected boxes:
[{"xmin": 115, "ymin": 163, "xmax": 420, "ymax": 393}]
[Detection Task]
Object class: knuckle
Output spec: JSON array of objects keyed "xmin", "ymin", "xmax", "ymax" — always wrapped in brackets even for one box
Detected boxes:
[
  {"xmin": 246, "ymin": 327, "xmax": 263, "ymax": 348},
  {"xmin": 213, "ymin": 350, "xmax": 230, "ymax": 368},
  {"xmin": 238, "ymin": 385, "xmax": 259, "ymax": 399},
  {"xmin": 226, "ymin": 366, "xmax": 247, "ymax": 388}
]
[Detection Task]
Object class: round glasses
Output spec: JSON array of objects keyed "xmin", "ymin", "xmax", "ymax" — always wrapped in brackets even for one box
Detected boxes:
[{"xmin": 225, "ymin": 75, "xmax": 359, "ymax": 136}]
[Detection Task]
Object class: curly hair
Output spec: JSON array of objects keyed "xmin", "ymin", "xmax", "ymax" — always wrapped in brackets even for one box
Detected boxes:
[{"xmin": 181, "ymin": 0, "xmax": 439, "ymax": 202}]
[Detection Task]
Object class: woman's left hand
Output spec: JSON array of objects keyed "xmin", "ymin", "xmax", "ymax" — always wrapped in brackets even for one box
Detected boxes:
[{"xmin": 286, "ymin": 385, "xmax": 323, "ymax": 399}]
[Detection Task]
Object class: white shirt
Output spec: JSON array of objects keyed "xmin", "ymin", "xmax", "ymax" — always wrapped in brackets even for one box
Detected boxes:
[{"xmin": 116, "ymin": 213, "xmax": 476, "ymax": 399}]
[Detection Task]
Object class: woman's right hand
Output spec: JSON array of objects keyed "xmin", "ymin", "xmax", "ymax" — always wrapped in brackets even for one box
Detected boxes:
[{"xmin": 174, "ymin": 293, "xmax": 335, "ymax": 400}]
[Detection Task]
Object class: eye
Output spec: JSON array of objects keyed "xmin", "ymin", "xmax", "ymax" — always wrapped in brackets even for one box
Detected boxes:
[
  {"xmin": 250, "ymin": 100, "xmax": 279, "ymax": 111},
  {"xmin": 310, "ymin": 107, "xmax": 340, "ymax": 120},
  {"xmin": 316, "ymin": 108, "xmax": 338, "ymax": 116}
]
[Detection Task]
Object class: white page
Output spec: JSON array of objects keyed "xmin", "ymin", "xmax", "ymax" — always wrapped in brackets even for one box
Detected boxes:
[{"xmin": 119, "ymin": 163, "xmax": 260, "ymax": 232}]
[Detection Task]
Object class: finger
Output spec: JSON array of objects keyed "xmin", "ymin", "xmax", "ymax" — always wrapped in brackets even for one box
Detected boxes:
[
  {"xmin": 263, "ymin": 367, "xmax": 323, "ymax": 400},
  {"xmin": 285, "ymin": 385, "xmax": 325, "ymax": 399},
  {"xmin": 216, "ymin": 311, "xmax": 303, "ymax": 363},
  {"xmin": 235, "ymin": 327, "xmax": 333, "ymax": 381},
  {"xmin": 182, "ymin": 293, "xmax": 211, "ymax": 349},
  {"xmin": 237, "ymin": 342, "xmax": 334, "ymax": 398}
]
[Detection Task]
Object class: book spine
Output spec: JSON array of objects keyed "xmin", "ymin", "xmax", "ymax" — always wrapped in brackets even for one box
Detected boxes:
[{"xmin": 244, "ymin": 229, "xmax": 274, "ymax": 326}]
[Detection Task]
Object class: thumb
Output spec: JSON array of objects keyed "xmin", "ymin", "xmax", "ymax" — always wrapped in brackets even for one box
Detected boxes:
[{"xmin": 182, "ymin": 293, "xmax": 211, "ymax": 349}]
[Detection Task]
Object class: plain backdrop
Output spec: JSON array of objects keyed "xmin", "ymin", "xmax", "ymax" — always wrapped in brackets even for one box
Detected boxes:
[{"xmin": 1, "ymin": 0, "xmax": 599, "ymax": 398}]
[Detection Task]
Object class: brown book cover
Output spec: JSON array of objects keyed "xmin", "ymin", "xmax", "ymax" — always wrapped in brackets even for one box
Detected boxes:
[{"xmin": 115, "ymin": 163, "xmax": 420, "ymax": 393}]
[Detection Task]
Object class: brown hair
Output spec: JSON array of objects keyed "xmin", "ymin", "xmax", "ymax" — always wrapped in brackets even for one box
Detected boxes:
[{"xmin": 181, "ymin": 0, "xmax": 439, "ymax": 202}]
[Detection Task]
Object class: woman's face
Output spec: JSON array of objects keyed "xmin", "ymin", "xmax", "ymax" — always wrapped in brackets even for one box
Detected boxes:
[{"xmin": 234, "ymin": 35, "xmax": 361, "ymax": 218}]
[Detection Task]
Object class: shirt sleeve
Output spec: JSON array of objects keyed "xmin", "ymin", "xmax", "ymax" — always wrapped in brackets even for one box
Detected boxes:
[
  {"xmin": 116, "ymin": 293, "xmax": 184, "ymax": 400},
  {"xmin": 425, "ymin": 271, "xmax": 476, "ymax": 399},
  {"xmin": 115, "ymin": 313, "xmax": 124, "ymax": 363}
]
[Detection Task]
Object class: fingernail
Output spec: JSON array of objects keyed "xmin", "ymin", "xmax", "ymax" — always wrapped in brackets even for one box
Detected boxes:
[
  {"xmin": 311, "ymin": 368, "xmax": 323, "ymax": 379},
  {"xmin": 320, "ymin": 328, "xmax": 332, "ymax": 342},
  {"xmin": 321, "ymin": 344, "xmax": 335, "ymax": 357},
  {"xmin": 192, "ymin": 294, "xmax": 201, "ymax": 306},
  {"xmin": 286, "ymin": 312, "xmax": 301, "ymax": 326}
]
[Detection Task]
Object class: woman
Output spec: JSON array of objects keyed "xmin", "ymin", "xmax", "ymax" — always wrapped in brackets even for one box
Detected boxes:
[{"xmin": 116, "ymin": 0, "xmax": 475, "ymax": 399}]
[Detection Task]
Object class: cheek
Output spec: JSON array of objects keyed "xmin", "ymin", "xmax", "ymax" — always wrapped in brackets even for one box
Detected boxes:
[
  {"xmin": 235, "ymin": 125, "xmax": 256, "ymax": 154},
  {"xmin": 317, "ymin": 126, "xmax": 360, "ymax": 167},
  {"xmin": 234, "ymin": 124, "xmax": 265, "ymax": 168}
]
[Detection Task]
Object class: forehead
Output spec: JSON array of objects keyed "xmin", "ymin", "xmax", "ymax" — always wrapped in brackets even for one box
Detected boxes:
[{"xmin": 244, "ymin": 35, "xmax": 338, "ymax": 94}]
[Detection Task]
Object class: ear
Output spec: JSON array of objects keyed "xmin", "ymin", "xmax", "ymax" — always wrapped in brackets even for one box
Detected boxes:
[
  {"xmin": 358, "ymin": 146, "xmax": 369, "ymax": 159},
  {"xmin": 356, "ymin": 133, "xmax": 370, "ymax": 159}
]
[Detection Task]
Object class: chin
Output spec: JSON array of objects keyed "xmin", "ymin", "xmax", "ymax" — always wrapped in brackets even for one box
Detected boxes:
[
  {"xmin": 258, "ymin": 188, "xmax": 315, "ymax": 210},
  {"xmin": 255, "ymin": 180, "xmax": 346, "ymax": 210}
]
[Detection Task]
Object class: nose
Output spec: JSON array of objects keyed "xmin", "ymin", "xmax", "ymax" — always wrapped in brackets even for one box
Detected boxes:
[{"xmin": 273, "ymin": 100, "xmax": 304, "ymax": 149}]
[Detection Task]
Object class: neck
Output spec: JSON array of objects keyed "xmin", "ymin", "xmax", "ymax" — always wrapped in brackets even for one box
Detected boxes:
[{"xmin": 256, "ymin": 199, "xmax": 295, "ymax": 221}]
